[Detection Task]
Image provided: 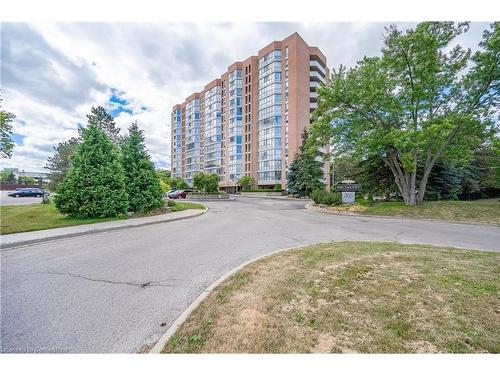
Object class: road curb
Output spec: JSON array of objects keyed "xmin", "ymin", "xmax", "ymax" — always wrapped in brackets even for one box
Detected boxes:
[
  {"xmin": 304, "ymin": 203, "xmax": 500, "ymax": 227},
  {"xmin": 149, "ymin": 242, "xmax": 315, "ymax": 354},
  {"xmin": 1, "ymin": 206, "xmax": 208, "ymax": 250}
]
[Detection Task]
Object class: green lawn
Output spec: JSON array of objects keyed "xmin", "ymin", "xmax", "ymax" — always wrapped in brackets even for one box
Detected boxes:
[
  {"xmin": 169, "ymin": 201, "xmax": 205, "ymax": 212},
  {"xmin": 364, "ymin": 199, "xmax": 500, "ymax": 225},
  {"xmin": 0, "ymin": 200, "xmax": 205, "ymax": 235},
  {"xmin": 164, "ymin": 242, "xmax": 499, "ymax": 353}
]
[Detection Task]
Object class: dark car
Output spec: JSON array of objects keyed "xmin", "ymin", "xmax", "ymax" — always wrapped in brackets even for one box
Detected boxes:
[
  {"xmin": 169, "ymin": 188, "xmax": 200, "ymax": 199},
  {"xmin": 8, "ymin": 188, "xmax": 45, "ymax": 198},
  {"xmin": 171, "ymin": 190, "xmax": 187, "ymax": 199},
  {"xmin": 167, "ymin": 189, "xmax": 181, "ymax": 199}
]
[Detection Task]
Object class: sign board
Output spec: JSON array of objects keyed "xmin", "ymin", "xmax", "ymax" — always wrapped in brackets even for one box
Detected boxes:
[
  {"xmin": 341, "ymin": 191, "xmax": 356, "ymax": 204},
  {"xmin": 336, "ymin": 183, "xmax": 362, "ymax": 192}
]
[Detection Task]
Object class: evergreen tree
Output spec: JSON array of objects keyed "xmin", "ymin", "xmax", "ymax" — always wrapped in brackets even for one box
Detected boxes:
[
  {"xmin": 86, "ymin": 106, "xmax": 123, "ymax": 146},
  {"xmin": 121, "ymin": 121, "xmax": 164, "ymax": 213},
  {"xmin": 349, "ymin": 156, "xmax": 397, "ymax": 200},
  {"xmin": 287, "ymin": 129, "xmax": 325, "ymax": 196},
  {"xmin": 45, "ymin": 137, "xmax": 80, "ymax": 191},
  {"xmin": 425, "ymin": 162, "xmax": 462, "ymax": 200},
  {"xmin": 54, "ymin": 123, "xmax": 128, "ymax": 217}
]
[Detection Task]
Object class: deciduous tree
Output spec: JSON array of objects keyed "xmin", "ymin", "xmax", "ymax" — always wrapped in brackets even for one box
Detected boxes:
[
  {"xmin": 310, "ymin": 22, "xmax": 499, "ymax": 205},
  {"xmin": 0, "ymin": 110, "xmax": 15, "ymax": 158},
  {"xmin": 238, "ymin": 175, "xmax": 255, "ymax": 190}
]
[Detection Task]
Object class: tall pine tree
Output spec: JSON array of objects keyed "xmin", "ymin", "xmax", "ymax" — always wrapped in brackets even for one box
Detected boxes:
[
  {"xmin": 287, "ymin": 129, "xmax": 325, "ymax": 196},
  {"xmin": 54, "ymin": 123, "xmax": 128, "ymax": 217},
  {"xmin": 121, "ymin": 121, "xmax": 164, "ymax": 213},
  {"xmin": 86, "ymin": 106, "xmax": 123, "ymax": 146},
  {"xmin": 45, "ymin": 137, "xmax": 80, "ymax": 191}
]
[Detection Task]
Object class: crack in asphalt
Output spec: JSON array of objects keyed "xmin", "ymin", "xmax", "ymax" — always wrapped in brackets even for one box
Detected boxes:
[
  {"xmin": 394, "ymin": 231, "xmax": 406, "ymax": 240},
  {"xmin": 40, "ymin": 271, "xmax": 187, "ymax": 288}
]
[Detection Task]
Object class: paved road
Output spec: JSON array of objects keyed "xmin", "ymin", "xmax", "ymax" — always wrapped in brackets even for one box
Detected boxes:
[
  {"xmin": 1, "ymin": 197, "xmax": 499, "ymax": 353},
  {"xmin": 0, "ymin": 190, "xmax": 43, "ymax": 206}
]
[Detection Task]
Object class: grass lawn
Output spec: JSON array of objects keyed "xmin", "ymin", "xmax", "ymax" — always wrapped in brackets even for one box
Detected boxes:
[
  {"xmin": 364, "ymin": 199, "xmax": 500, "ymax": 225},
  {"xmin": 0, "ymin": 200, "xmax": 205, "ymax": 235},
  {"xmin": 317, "ymin": 199, "xmax": 500, "ymax": 225},
  {"xmin": 169, "ymin": 201, "xmax": 205, "ymax": 212},
  {"xmin": 164, "ymin": 242, "xmax": 499, "ymax": 353}
]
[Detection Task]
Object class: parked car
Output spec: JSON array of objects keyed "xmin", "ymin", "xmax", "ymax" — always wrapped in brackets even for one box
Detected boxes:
[
  {"xmin": 8, "ymin": 188, "xmax": 45, "ymax": 198},
  {"xmin": 171, "ymin": 190, "xmax": 187, "ymax": 199},
  {"xmin": 164, "ymin": 189, "xmax": 176, "ymax": 198},
  {"xmin": 183, "ymin": 188, "xmax": 200, "ymax": 194},
  {"xmin": 167, "ymin": 190, "xmax": 181, "ymax": 199}
]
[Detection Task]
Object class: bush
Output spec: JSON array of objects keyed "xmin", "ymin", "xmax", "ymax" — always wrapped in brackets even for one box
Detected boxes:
[
  {"xmin": 310, "ymin": 190, "xmax": 342, "ymax": 205},
  {"xmin": 274, "ymin": 183, "xmax": 282, "ymax": 191},
  {"xmin": 159, "ymin": 180, "xmax": 171, "ymax": 193},
  {"xmin": 167, "ymin": 200, "xmax": 176, "ymax": 207},
  {"xmin": 356, "ymin": 195, "xmax": 374, "ymax": 206}
]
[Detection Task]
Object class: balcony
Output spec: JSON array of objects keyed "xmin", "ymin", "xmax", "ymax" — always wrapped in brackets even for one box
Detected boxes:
[
  {"xmin": 310, "ymin": 71, "xmax": 326, "ymax": 83},
  {"xmin": 309, "ymin": 60, "xmax": 326, "ymax": 75},
  {"xmin": 310, "ymin": 81, "xmax": 321, "ymax": 90}
]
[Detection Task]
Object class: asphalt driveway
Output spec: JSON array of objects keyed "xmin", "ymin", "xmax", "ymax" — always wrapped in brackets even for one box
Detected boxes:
[{"xmin": 1, "ymin": 197, "xmax": 499, "ymax": 353}]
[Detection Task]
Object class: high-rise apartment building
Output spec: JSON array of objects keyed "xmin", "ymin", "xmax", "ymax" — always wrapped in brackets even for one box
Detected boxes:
[{"xmin": 171, "ymin": 32, "xmax": 330, "ymax": 191}]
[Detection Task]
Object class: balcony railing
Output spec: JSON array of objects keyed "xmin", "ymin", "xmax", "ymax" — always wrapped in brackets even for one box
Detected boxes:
[
  {"xmin": 309, "ymin": 60, "xmax": 326, "ymax": 74},
  {"xmin": 310, "ymin": 71, "xmax": 326, "ymax": 83}
]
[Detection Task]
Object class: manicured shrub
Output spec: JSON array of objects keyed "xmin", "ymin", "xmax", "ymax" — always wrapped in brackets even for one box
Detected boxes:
[
  {"xmin": 167, "ymin": 200, "xmax": 176, "ymax": 207},
  {"xmin": 310, "ymin": 190, "xmax": 342, "ymax": 205},
  {"xmin": 274, "ymin": 183, "xmax": 282, "ymax": 191}
]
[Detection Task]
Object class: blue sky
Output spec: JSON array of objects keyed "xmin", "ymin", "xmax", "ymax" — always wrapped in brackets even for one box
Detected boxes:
[{"xmin": 1, "ymin": 22, "xmax": 492, "ymax": 172}]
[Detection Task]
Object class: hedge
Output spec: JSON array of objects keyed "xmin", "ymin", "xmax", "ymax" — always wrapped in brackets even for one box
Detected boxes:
[{"xmin": 310, "ymin": 190, "xmax": 342, "ymax": 205}]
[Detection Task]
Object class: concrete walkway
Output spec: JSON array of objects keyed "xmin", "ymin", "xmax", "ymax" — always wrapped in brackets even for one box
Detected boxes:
[{"xmin": 1, "ymin": 207, "xmax": 207, "ymax": 249}]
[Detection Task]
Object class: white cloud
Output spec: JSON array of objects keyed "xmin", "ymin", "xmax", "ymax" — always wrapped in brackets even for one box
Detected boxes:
[{"xmin": 1, "ymin": 22, "xmax": 491, "ymax": 172}]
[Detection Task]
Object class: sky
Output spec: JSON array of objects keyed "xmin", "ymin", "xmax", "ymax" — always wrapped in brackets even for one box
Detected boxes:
[{"xmin": 0, "ymin": 22, "xmax": 492, "ymax": 172}]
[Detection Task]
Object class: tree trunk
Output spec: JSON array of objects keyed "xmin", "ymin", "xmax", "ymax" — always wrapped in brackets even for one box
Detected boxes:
[
  {"xmin": 417, "ymin": 165, "xmax": 433, "ymax": 205},
  {"xmin": 408, "ymin": 171, "xmax": 417, "ymax": 206},
  {"xmin": 408, "ymin": 153, "xmax": 418, "ymax": 206},
  {"xmin": 384, "ymin": 152, "xmax": 416, "ymax": 206}
]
